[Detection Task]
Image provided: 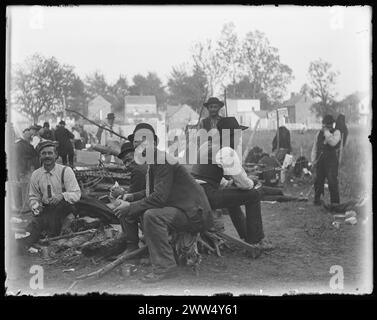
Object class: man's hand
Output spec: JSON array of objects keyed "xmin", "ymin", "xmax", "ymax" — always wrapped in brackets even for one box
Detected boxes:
[
  {"xmin": 113, "ymin": 200, "xmax": 131, "ymax": 220},
  {"xmin": 110, "ymin": 186, "xmax": 125, "ymax": 199},
  {"xmin": 49, "ymin": 194, "xmax": 64, "ymax": 206}
]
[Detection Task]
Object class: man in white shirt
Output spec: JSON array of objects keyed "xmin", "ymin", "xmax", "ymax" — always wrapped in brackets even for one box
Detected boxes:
[
  {"xmin": 96, "ymin": 113, "xmax": 123, "ymax": 163},
  {"xmin": 311, "ymin": 114, "xmax": 341, "ymax": 206},
  {"xmin": 19, "ymin": 140, "xmax": 81, "ymax": 249},
  {"xmin": 190, "ymin": 117, "xmax": 273, "ymax": 257}
]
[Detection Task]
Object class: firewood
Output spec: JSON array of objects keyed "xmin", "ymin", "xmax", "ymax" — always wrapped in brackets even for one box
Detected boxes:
[
  {"xmin": 39, "ymin": 229, "xmax": 97, "ymax": 244},
  {"xmin": 76, "ymin": 245, "xmax": 147, "ymax": 280}
]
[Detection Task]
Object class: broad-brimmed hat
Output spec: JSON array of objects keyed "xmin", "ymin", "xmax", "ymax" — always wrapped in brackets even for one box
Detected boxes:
[
  {"xmin": 107, "ymin": 113, "xmax": 115, "ymax": 120},
  {"xmin": 203, "ymin": 97, "xmax": 224, "ymax": 108},
  {"xmin": 322, "ymin": 114, "xmax": 335, "ymax": 126},
  {"xmin": 118, "ymin": 141, "xmax": 135, "ymax": 159},
  {"xmin": 128, "ymin": 123, "xmax": 158, "ymax": 143},
  {"xmin": 217, "ymin": 117, "xmax": 249, "ymax": 131},
  {"xmin": 36, "ymin": 140, "xmax": 58, "ymax": 154}
]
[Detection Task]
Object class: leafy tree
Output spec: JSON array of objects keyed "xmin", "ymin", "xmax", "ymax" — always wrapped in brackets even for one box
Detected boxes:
[
  {"xmin": 167, "ymin": 64, "xmax": 208, "ymax": 112},
  {"xmin": 240, "ymin": 30, "xmax": 294, "ymax": 105},
  {"xmin": 307, "ymin": 58, "xmax": 340, "ymax": 117},
  {"xmin": 129, "ymin": 72, "xmax": 167, "ymax": 111},
  {"xmin": 110, "ymin": 75, "xmax": 129, "ymax": 116},
  {"xmin": 84, "ymin": 71, "xmax": 112, "ymax": 99},
  {"xmin": 12, "ymin": 53, "xmax": 79, "ymax": 123}
]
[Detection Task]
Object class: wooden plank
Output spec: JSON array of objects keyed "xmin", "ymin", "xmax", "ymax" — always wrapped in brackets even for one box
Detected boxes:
[{"xmin": 217, "ymin": 232, "xmax": 259, "ymax": 254}]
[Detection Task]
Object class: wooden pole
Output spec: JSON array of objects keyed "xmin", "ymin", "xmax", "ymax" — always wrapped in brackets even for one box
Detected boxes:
[
  {"xmin": 276, "ymin": 109, "xmax": 280, "ymax": 150},
  {"xmin": 224, "ymin": 89, "xmax": 228, "ymax": 117}
]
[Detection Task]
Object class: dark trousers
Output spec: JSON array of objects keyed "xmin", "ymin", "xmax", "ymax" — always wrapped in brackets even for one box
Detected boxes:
[
  {"xmin": 314, "ymin": 156, "xmax": 340, "ymax": 204},
  {"xmin": 21, "ymin": 201, "xmax": 74, "ymax": 247},
  {"xmin": 201, "ymin": 183, "xmax": 264, "ymax": 244},
  {"xmin": 122, "ymin": 207, "xmax": 190, "ymax": 274},
  {"xmin": 59, "ymin": 149, "xmax": 74, "ymax": 167}
]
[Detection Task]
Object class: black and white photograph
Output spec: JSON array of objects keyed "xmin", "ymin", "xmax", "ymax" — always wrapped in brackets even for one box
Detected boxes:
[{"xmin": 4, "ymin": 5, "xmax": 373, "ymax": 297}]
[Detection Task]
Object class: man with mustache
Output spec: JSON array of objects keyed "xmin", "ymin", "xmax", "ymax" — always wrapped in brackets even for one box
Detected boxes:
[
  {"xmin": 112, "ymin": 123, "xmax": 214, "ymax": 283},
  {"xmin": 18, "ymin": 140, "xmax": 81, "ymax": 250}
]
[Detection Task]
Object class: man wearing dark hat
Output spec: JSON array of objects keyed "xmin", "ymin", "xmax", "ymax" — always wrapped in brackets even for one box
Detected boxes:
[
  {"xmin": 96, "ymin": 112, "xmax": 124, "ymax": 163},
  {"xmin": 190, "ymin": 117, "xmax": 273, "ymax": 257},
  {"xmin": 110, "ymin": 141, "xmax": 147, "ymax": 199},
  {"xmin": 112, "ymin": 123, "xmax": 214, "ymax": 283},
  {"xmin": 17, "ymin": 140, "xmax": 81, "ymax": 250},
  {"xmin": 40, "ymin": 121, "xmax": 55, "ymax": 141},
  {"xmin": 199, "ymin": 97, "xmax": 225, "ymax": 131},
  {"xmin": 54, "ymin": 120, "xmax": 75, "ymax": 167},
  {"xmin": 311, "ymin": 114, "xmax": 341, "ymax": 206}
]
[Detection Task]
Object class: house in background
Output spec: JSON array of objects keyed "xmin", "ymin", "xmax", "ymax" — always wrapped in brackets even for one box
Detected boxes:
[
  {"xmin": 280, "ymin": 92, "xmax": 321, "ymax": 129},
  {"xmin": 87, "ymin": 95, "xmax": 112, "ymax": 121},
  {"xmin": 357, "ymin": 92, "xmax": 370, "ymax": 127},
  {"xmin": 226, "ymin": 99, "xmax": 262, "ymax": 129},
  {"xmin": 166, "ymin": 104, "xmax": 199, "ymax": 130},
  {"xmin": 125, "ymin": 95, "xmax": 157, "ymax": 117}
]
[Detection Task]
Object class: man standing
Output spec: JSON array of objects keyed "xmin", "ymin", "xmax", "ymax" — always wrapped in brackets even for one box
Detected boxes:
[
  {"xmin": 113, "ymin": 123, "xmax": 213, "ymax": 283},
  {"xmin": 198, "ymin": 97, "xmax": 224, "ymax": 131},
  {"xmin": 191, "ymin": 117, "xmax": 273, "ymax": 257},
  {"xmin": 311, "ymin": 114, "xmax": 341, "ymax": 206},
  {"xmin": 40, "ymin": 121, "xmax": 55, "ymax": 141},
  {"xmin": 18, "ymin": 140, "xmax": 81, "ymax": 250},
  {"xmin": 96, "ymin": 113, "xmax": 124, "ymax": 163},
  {"xmin": 13, "ymin": 127, "xmax": 39, "ymax": 212},
  {"xmin": 54, "ymin": 120, "xmax": 75, "ymax": 167}
]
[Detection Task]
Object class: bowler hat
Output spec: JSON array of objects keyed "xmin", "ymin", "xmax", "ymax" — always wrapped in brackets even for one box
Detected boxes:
[
  {"xmin": 128, "ymin": 122, "xmax": 158, "ymax": 143},
  {"xmin": 217, "ymin": 117, "xmax": 249, "ymax": 131},
  {"xmin": 118, "ymin": 141, "xmax": 135, "ymax": 159},
  {"xmin": 36, "ymin": 140, "xmax": 57, "ymax": 154},
  {"xmin": 322, "ymin": 114, "xmax": 335, "ymax": 126},
  {"xmin": 59, "ymin": 120, "xmax": 66, "ymax": 126},
  {"xmin": 203, "ymin": 97, "xmax": 224, "ymax": 108},
  {"xmin": 107, "ymin": 113, "xmax": 115, "ymax": 120}
]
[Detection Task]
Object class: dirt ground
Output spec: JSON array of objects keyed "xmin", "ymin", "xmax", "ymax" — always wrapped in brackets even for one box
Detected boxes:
[{"xmin": 5, "ymin": 180, "xmax": 372, "ymax": 296}]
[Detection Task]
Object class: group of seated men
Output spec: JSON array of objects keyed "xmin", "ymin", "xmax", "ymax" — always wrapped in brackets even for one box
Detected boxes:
[{"xmin": 17, "ymin": 97, "xmax": 273, "ymax": 283}]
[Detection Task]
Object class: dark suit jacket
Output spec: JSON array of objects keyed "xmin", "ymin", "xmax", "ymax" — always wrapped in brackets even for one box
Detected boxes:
[
  {"xmin": 55, "ymin": 126, "xmax": 74, "ymax": 153},
  {"xmin": 128, "ymin": 150, "xmax": 214, "ymax": 232},
  {"xmin": 128, "ymin": 162, "xmax": 147, "ymax": 194}
]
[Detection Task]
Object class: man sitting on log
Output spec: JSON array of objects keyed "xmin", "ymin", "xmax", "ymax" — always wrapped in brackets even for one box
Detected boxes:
[
  {"xmin": 112, "ymin": 123, "xmax": 214, "ymax": 283},
  {"xmin": 190, "ymin": 117, "xmax": 274, "ymax": 258},
  {"xmin": 17, "ymin": 140, "xmax": 81, "ymax": 251}
]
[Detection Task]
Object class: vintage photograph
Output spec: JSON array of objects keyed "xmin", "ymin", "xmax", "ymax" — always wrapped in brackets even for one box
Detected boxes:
[{"xmin": 5, "ymin": 5, "xmax": 372, "ymax": 296}]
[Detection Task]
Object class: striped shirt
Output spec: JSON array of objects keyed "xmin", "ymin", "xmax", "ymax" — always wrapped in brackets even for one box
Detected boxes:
[{"xmin": 29, "ymin": 163, "xmax": 81, "ymax": 206}]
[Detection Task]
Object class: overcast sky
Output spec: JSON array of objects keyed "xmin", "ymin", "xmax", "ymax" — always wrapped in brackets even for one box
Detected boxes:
[{"xmin": 7, "ymin": 5, "xmax": 371, "ymax": 100}]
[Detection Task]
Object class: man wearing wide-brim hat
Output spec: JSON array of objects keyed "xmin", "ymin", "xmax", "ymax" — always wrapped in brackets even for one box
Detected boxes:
[
  {"xmin": 198, "ymin": 97, "xmax": 225, "ymax": 131},
  {"xmin": 17, "ymin": 140, "xmax": 81, "ymax": 251}
]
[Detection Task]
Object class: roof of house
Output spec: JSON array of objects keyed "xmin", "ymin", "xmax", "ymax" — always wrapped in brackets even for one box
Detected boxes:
[
  {"xmin": 254, "ymin": 110, "xmax": 268, "ymax": 118},
  {"xmin": 166, "ymin": 104, "xmax": 199, "ymax": 119},
  {"xmin": 125, "ymin": 95, "xmax": 156, "ymax": 105},
  {"xmin": 282, "ymin": 94, "xmax": 303, "ymax": 107},
  {"xmin": 89, "ymin": 95, "xmax": 112, "ymax": 106}
]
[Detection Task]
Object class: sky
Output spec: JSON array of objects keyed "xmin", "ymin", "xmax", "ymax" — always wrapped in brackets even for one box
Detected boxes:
[{"xmin": 7, "ymin": 5, "xmax": 372, "ymax": 100}]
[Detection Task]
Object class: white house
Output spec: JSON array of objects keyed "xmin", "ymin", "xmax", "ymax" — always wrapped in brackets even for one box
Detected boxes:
[
  {"xmin": 125, "ymin": 95, "xmax": 157, "ymax": 115},
  {"xmin": 358, "ymin": 93, "xmax": 371, "ymax": 126},
  {"xmin": 88, "ymin": 95, "xmax": 112, "ymax": 121},
  {"xmin": 225, "ymin": 99, "xmax": 261, "ymax": 128},
  {"xmin": 166, "ymin": 104, "xmax": 199, "ymax": 130}
]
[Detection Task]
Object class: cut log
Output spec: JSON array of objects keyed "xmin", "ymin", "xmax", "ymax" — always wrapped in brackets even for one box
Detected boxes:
[
  {"xmin": 39, "ymin": 229, "xmax": 97, "ymax": 244},
  {"xmin": 76, "ymin": 245, "xmax": 148, "ymax": 280}
]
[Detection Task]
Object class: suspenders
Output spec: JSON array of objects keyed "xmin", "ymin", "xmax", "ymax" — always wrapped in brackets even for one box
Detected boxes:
[{"xmin": 61, "ymin": 166, "xmax": 67, "ymax": 192}]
